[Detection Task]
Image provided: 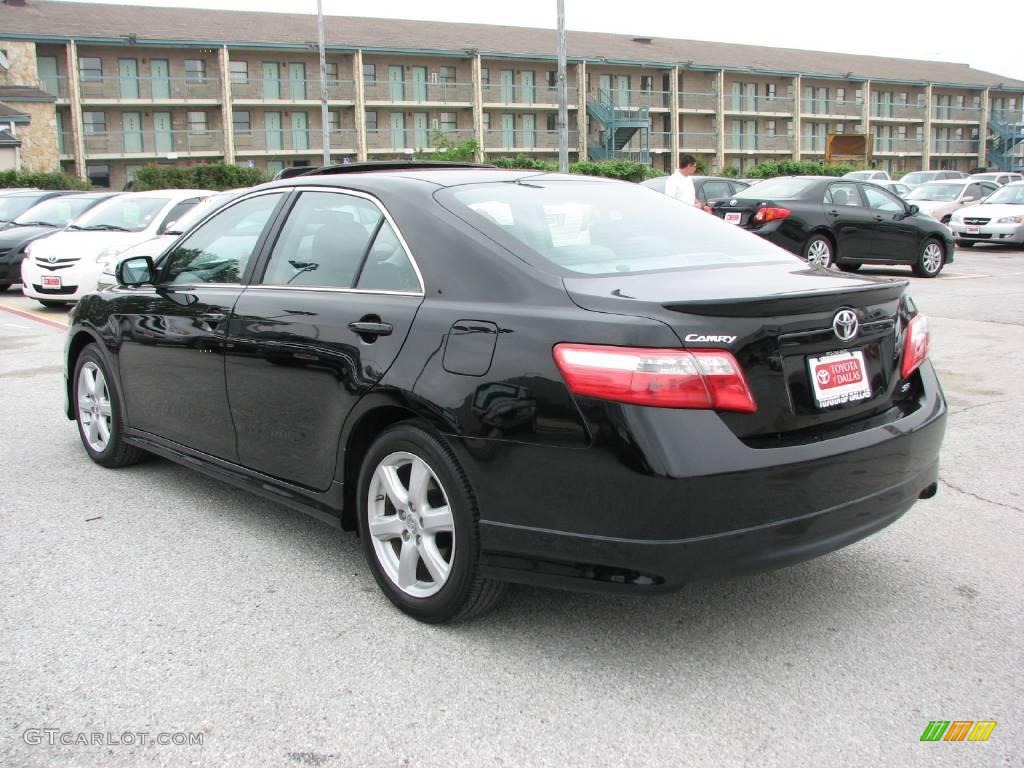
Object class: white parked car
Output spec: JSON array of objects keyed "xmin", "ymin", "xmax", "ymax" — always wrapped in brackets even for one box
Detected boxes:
[
  {"xmin": 948, "ymin": 180, "xmax": 1024, "ymax": 247},
  {"xmin": 95, "ymin": 190, "xmax": 248, "ymax": 289},
  {"xmin": 867, "ymin": 180, "xmax": 912, "ymax": 198},
  {"xmin": 903, "ymin": 179, "xmax": 999, "ymax": 224},
  {"xmin": 898, "ymin": 170, "xmax": 968, "ymax": 189},
  {"xmin": 967, "ymin": 171, "xmax": 1023, "ymax": 187},
  {"xmin": 21, "ymin": 189, "xmax": 212, "ymax": 307},
  {"xmin": 842, "ymin": 170, "xmax": 891, "ymax": 181}
]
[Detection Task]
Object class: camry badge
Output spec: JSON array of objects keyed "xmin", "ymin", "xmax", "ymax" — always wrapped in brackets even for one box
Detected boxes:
[{"xmin": 833, "ymin": 309, "xmax": 859, "ymax": 342}]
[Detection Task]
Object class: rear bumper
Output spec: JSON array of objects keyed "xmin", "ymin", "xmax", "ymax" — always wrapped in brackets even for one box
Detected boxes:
[{"xmin": 460, "ymin": 363, "xmax": 947, "ymax": 592}]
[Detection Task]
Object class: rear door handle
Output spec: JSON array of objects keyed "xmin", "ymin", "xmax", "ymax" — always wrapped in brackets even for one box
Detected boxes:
[{"xmin": 348, "ymin": 321, "xmax": 393, "ymax": 337}]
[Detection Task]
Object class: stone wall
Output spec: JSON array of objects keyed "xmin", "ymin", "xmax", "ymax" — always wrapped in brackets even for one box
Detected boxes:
[
  {"xmin": 0, "ymin": 40, "xmax": 60, "ymax": 172},
  {"xmin": 0, "ymin": 40, "xmax": 39, "ymax": 86}
]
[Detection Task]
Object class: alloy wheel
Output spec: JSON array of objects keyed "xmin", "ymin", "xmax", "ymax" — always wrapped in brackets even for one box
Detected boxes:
[
  {"xmin": 78, "ymin": 362, "xmax": 113, "ymax": 452},
  {"xmin": 922, "ymin": 242, "xmax": 943, "ymax": 275},
  {"xmin": 806, "ymin": 239, "xmax": 832, "ymax": 267},
  {"xmin": 367, "ymin": 452, "xmax": 456, "ymax": 598}
]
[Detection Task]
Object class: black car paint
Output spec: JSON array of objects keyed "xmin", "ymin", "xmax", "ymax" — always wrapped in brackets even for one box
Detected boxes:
[
  {"xmin": 64, "ymin": 170, "xmax": 946, "ymax": 592},
  {"xmin": 710, "ymin": 177, "xmax": 955, "ymax": 268}
]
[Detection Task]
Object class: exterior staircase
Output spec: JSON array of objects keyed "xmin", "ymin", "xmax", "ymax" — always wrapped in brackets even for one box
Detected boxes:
[
  {"xmin": 987, "ymin": 109, "xmax": 1024, "ymax": 171},
  {"xmin": 586, "ymin": 88, "xmax": 651, "ymax": 163}
]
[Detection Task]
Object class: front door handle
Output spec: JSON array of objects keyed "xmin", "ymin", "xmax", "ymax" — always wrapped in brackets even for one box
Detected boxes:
[
  {"xmin": 827, "ymin": 209, "xmax": 840, "ymax": 217},
  {"xmin": 348, "ymin": 321, "xmax": 394, "ymax": 337},
  {"xmin": 873, "ymin": 215, "xmax": 884, "ymax": 221}
]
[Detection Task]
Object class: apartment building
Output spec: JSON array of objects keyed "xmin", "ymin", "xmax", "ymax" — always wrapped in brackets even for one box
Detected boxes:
[{"xmin": 1, "ymin": 0, "xmax": 1022, "ymax": 189}]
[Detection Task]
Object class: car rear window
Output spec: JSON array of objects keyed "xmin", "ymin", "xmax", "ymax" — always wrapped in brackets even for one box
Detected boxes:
[
  {"xmin": 440, "ymin": 179, "xmax": 793, "ymax": 276},
  {"xmin": 733, "ymin": 177, "xmax": 819, "ymax": 199}
]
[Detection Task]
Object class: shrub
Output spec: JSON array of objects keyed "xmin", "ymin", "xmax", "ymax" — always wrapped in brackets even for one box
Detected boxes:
[
  {"xmin": 720, "ymin": 166, "xmax": 740, "ymax": 178},
  {"xmin": 130, "ymin": 162, "xmax": 269, "ymax": 191},
  {"xmin": 417, "ymin": 133, "xmax": 480, "ymax": 162},
  {"xmin": 0, "ymin": 169, "xmax": 89, "ymax": 190},
  {"xmin": 745, "ymin": 160, "xmax": 856, "ymax": 179},
  {"xmin": 489, "ymin": 155, "xmax": 559, "ymax": 171}
]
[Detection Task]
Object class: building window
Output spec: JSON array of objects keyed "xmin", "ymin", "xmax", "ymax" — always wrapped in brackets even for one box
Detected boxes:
[
  {"xmin": 363, "ymin": 63, "xmax": 376, "ymax": 83},
  {"xmin": 481, "ymin": 68, "xmax": 490, "ymax": 86},
  {"xmin": 970, "ymin": 127, "xmax": 979, "ymax": 140},
  {"xmin": 328, "ymin": 111, "xmax": 340, "ymax": 131},
  {"xmin": 786, "ymin": 120, "xmax": 793, "ymax": 135},
  {"xmin": 785, "ymin": 85, "xmax": 793, "ymax": 98},
  {"xmin": 766, "ymin": 83, "xmax": 776, "ymax": 101},
  {"xmin": 365, "ymin": 111, "xmax": 377, "ymax": 131},
  {"xmin": 185, "ymin": 60, "xmax": 206, "ymax": 83},
  {"xmin": 546, "ymin": 113, "xmax": 557, "ymax": 131},
  {"xmin": 439, "ymin": 112, "xmax": 457, "ymax": 133},
  {"xmin": 188, "ymin": 111, "xmax": 208, "ymax": 133},
  {"xmin": 86, "ymin": 164, "xmax": 110, "ymax": 188},
  {"xmin": 325, "ymin": 62, "xmax": 339, "ymax": 83},
  {"xmin": 438, "ymin": 66, "xmax": 455, "ymax": 84},
  {"xmin": 834, "ymin": 123, "xmax": 844, "ymax": 133},
  {"xmin": 972, "ymin": 95, "xmax": 982, "ymax": 109},
  {"xmin": 854, "ymin": 89, "xmax": 864, "ymax": 104},
  {"xmin": 916, "ymin": 93, "xmax": 926, "ymax": 108},
  {"xmin": 836, "ymin": 88, "xmax": 845, "ymax": 104},
  {"xmin": 547, "ymin": 70, "xmax": 557, "ymax": 88},
  {"xmin": 765, "ymin": 120, "xmax": 776, "ymax": 136},
  {"xmin": 83, "ymin": 111, "xmax": 106, "ymax": 134},
  {"xmin": 640, "ymin": 75, "xmax": 653, "ymax": 92},
  {"xmin": 233, "ymin": 111, "xmax": 251, "ymax": 132},
  {"xmin": 483, "ymin": 113, "xmax": 490, "ymax": 131},
  {"xmin": 230, "ymin": 61, "xmax": 248, "ymax": 83},
  {"xmin": 79, "ymin": 57, "xmax": 103, "ymax": 82},
  {"xmin": 897, "ymin": 125, "xmax": 907, "ymax": 139}
]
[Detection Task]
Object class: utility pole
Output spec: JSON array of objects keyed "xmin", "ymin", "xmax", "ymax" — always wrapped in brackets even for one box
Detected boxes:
[
  {"xmin": 557, "ymin": 0, "xmax": 568, "ymax": 172},
  {"xmin": 317, "ymin": 0, "xmax": 331, "ymax": 166}
]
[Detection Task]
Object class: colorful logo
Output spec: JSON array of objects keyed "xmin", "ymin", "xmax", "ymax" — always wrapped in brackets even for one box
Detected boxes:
[{"xmin": 920, "ymin": 721, "xmax": 997, "ymax": 742}]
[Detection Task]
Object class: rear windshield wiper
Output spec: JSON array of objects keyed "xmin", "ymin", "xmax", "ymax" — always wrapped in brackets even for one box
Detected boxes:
[
  {"xmin": 79, "ymin": 224, "xmax": 131, "ymax": 232},
  {"xmin": 18, "ymin": 221, "xmax": 58, "ymax": 227}
]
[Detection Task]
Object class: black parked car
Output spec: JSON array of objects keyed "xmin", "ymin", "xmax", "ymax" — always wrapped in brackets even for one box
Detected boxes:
[
  {"xmin": 642, "ymin": 175, "xmax": 750, "ymax": 210},
  {"xmin": 0, "ymin": 189, "xmax": 75, "ymax": 229},
  {"xmin": 0, "ymin": 192, "xmax": 119, "ymax": 291},
  {"xmin": 710, "ymin": 176, "xmax": 955, "ymax": 277},
  {"xmin": 64, "ymin": 163, "xmax": 946, "ymax": 622}
]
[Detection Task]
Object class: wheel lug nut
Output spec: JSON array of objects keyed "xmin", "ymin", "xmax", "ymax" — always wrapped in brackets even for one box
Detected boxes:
[
  {"xmin": 402, "ymin": 530, "xmax": 410, "ymax": 540},
  {"xmin": 398, "ymin": 509, "xmax": 406, "ymax": 520}
]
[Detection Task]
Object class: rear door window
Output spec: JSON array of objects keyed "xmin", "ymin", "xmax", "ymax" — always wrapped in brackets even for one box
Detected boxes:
[{"xmin": 826, "ymin": 184, "xmax": 864, "ymax": 207}]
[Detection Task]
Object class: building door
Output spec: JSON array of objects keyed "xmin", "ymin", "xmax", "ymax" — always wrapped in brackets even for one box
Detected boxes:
[
  {"xmin": 742, "ymin": 82, "xmax": 756, "ymax": 111},
  {"xmin": 153, "ymin": 111, "xmax": 173, "ymax": 154},
  {"xmin": 615, "ymin": 75, "xmax": 630, "ymax": 107},
  {"xmin": 56, "ymin": 110, "xmax": 66, "ymax": 154},
  {"xmin": 598, "ymin": 74, "xmax": 612, "ymax": 100},
  {"xmin": 118, "ymin": 58, "xmax": 139, "ymax": 99},
  {"xmin": 151, "ymin": 59, "xmax": 171, "ymax": 99},
  {"xmin": 411, "ymin": 66, "xmax": 427, "ymax": 101},
  {"xmin": 291, "ymin": 111, "xmax": 309, "ymax": 150},
  {"xmin": 730, "ymin": 82, "xmax": 742, "ymax": 111},
  {"xmin": 388, "ymin": 65, "xmax": 404, "ymax": 101},
  {"xmin": 288, "ymin": 62, "xmax": 306, "ymax": 100},
  {"xmin": 744, "ymin": 119, "xmax": 756, "ymax": 150},
  {"xmin": 262, "ymin": 62, "xmax": 281, "ymax": 99},
  {"xmin": 389, "ymin": 112, "xmax": 405, "ymax": 149},
  {"xmin": 122, "ymin": 111, "xmax": 144, "ymax": 153},
  {"xmin": 521, "ymin": 71, "xmax": 535, "ymax": 105},
  {"xmin": 501, "ymin": 113, "xmax": 515, "ymax": 147},
  {"xmin": 500, "ymin": 70, "xmax": 514, "ymax": 103},
  {"xmin": 265, "ymin": 111, "xmax": 283, "ymax": 150},
  {"xmin": 522, "ymin": 114, "xmax": 536, "ymax": 148},
  {"xmin": 37, "ymin": 56, "xmax": 60, "ymax": 97},
  {"xmin": 412, "ymin": 112, "xmax": 429, "ymax": 148}
]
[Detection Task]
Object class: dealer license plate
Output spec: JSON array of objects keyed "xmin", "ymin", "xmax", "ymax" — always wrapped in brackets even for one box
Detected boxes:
[
  {"xmin": 808, "ymin": 350, "xmax": 872, "ymax": 408},
  {"xmin": 41, "ymin": 275, "xmax": 62, "ymax": 290},
  {"xmin": 725, "ymin": 212, "xmax": 742, "ymax": 225},
  {"xmin": 966, "ymin": 226, "xmax": 980, "ymax": 234}
]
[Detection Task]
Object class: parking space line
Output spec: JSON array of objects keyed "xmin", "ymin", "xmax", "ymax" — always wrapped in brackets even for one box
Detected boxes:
[
  {"xmin": 942, "ymin": 273, "xmax": 991, "ymax": 280},
  {"xmin": 0, "ymin": 302, "xmax": 69, "ymax": 331}
]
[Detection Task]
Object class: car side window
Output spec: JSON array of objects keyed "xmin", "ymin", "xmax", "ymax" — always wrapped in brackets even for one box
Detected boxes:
[
  {"xmin": 261, "ymin": 191, "xmax": 420, "ymax": 292},
  {"xmin": 965, "ymin": 183, "xmax": 987, "ymax": 200},
  {"xmin": 162, "ymin": 193, "xmax": 284, "ymax": 285},
  {"xmin": 158, "ymin": 198, "xmax": 200, "ymax": 235},
  {"xmin": 826, "ymin": 184, "xmax": 864, "ymax": 207},
  {"xmin": 701, "ymin": 181, "xmax": 732, "ymax": 201},
  {"xmin": 862, "ymin": 185, "xmax": 904, "ymax": 213}
]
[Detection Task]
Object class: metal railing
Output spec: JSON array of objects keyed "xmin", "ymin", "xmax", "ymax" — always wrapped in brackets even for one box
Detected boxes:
[
  {"xmin": 58, "ymin": 131, "xmax": 74, "ymax": 155},
  {"xmin": 725, "ymin": 96, "xmax": 795, "ymax": 113},
  {"xmin": 230, "ymin": 78, "xmax": 356, "ymax": 101},
  {"xmin": 77, "ymin": 75, "xmax": 221, "ymax": 101},
  {"xmin": 932, "ymin": 139, "xmax": 980, "ymax": 154},
  {"xmin": 991, "ymin": 109, "xmax": 1024, "ymax": 125},
  {"xmin": 678, "ymin": 92, "xmax": 717, "ymax": 111},
  {"xmin": 233, "ymin": 129, "xmax": 341, "ymax": 153},
  {"xmin": 801, "ymin": 98, "xmax": 864, "ymax": 117},
  {"xmin": 725, "ymin": 134, "xmax": 794, "ymax": 151},
  {"xmin": 481, "ymin": 83, "xmax": 577, "ymax": 106},
  {"xmin": 485, "ymin": 129, "xmax": 576, "ymax": 150},
  {"xmin": 40, "ymin": 75, "xmax": 70, "ymax": 99},
  {"xmin": 870, "ymin": 103, "xmax": 926, "ymax": 120},
  {"xmin": 365, "ymin": 128, "xmax": 476, "ymax": 151},
  {"xmin": 680, "ymin": 131, "xmax": 717, "ymax": 150},
  {"xmin": 647, "ymin": 131, "xmax": 671, "ymax": 150},
  {"xmin": 82, "ymin": 129, "xmax": 224, "ymax": 156},
  {"xmin": 365, "ymin": 80, "xmax": 474, "ymax": 104},
  {"xmin": 589, "ymin": 89, "xmax": 672, "ymax": 110},
  {"xmin": 872, "ymin": 138, "xmax": 926, "ymax": 153},
  {"xmin": 932, "ymin": 105, "xmax": 982, "ymax": 121}
]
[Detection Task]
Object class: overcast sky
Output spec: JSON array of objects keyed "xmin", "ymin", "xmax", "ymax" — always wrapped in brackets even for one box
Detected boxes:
[{"xmin": 52, "ymin": 0, "xmax": 1024, "ymax": 82}]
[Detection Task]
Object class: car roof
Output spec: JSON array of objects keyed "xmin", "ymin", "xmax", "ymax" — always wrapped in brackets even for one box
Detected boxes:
[
  {"xmin": 124, "ymin": 188, "xmax": 215, "ymax": 199},
  {"xmin": 918, "ymin": 179, "xmax": 971, "ymax": 185},
  {"xmin": 263, "ymin": 169, "xmax": 605, "ymax": 191}
]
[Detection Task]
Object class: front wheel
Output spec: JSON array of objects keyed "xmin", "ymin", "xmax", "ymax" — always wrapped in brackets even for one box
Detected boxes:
[
  {"xmin": 357, "ymin": 422, "xmax": 507, "ymax": 623},
  {"xmin": 73, "ymin": 345, "xmax": 146, "ymax": 468},
  {"xmin": 803, "ymin": 234, "xmax": 834, "ymax": 268},
  {"xmin": 913, "ymin": 238, "xmax": 945, "ymax": 278}
]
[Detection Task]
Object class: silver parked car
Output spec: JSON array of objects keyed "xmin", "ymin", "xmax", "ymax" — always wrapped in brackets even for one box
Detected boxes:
[
  {"xmin": 968, "ymin": 171, "xmax": 1023, "ymax": 187},
  {"xmin": 903, "ymin": 179, "xmax": 999, "ymax": 224},
  {"xmin": 948, "ymin": 181, "xmax": 1024, "ymax": 247},
  {"xmin": 899, "ymin": 170, "xmax": 968, "ymax": 189},
  {"xmin": 842, "ymin": 170, "xmax": 891, "ymax": 181},
  {"xmin": 868, "ymin": 180, "xmax": 912, "ymax": 198}
]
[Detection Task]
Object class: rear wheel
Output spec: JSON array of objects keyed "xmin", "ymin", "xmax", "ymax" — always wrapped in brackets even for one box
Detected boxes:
[
  {"xmin": 803, "ymin": 234, "xmax": 834, "ymax": 268},
  {"xmin": 73, "ymin": 345, "xmax": 146, "ymax": 468},
  {"xmin": 836, "ymin": 262, "xmax": 862, "ymax": 272},
  {"xmin": 913, "ymin": 238, "xmax": 945, "ymax": 278},
  {"xmin": 357, "ymin": 422, "xmax": 507, "ymax": 623}
]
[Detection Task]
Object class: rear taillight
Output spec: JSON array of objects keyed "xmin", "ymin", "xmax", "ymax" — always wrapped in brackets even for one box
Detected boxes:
[
  {"xmin": 702, "ymin": 204, "xmax": 714, "ymax": 214},
  {"xmin": 900, "ymin": 314, "xmax": 929, "ymax": 379},
  {"xmin": 552, "ymin": 344, "xmax": 757, "ymax": 412},
  {"xmin": 753, "ymin": 206, "xmax": 791, "ymax": 223}
]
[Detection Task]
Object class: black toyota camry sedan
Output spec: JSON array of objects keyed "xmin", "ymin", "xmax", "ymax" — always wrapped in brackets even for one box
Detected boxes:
[
  {"xmin": 710, "ymin": 176, "xmax": 955, "ymax": 277},
  {"xmin": 63, "ymin": 163, "xmax": 946, "ymax": 622}
]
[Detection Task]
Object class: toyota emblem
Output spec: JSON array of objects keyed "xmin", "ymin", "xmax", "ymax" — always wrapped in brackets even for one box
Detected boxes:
[
  {"xmin": 47, "ymin": 255, "xmax": 58, "ymax": 263},
  {"xmin": 832, "ymin": 309, "xmax": 859, "ymax": 342}
]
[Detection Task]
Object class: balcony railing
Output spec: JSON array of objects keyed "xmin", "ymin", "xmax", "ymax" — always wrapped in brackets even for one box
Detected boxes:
[
  {"xmin": 680, "ymin": 131, "xmax": 718, "ymax": 150},
  {"xmin": 82, "ymin": 129, "xmax": 224, "ymax": 156},
  {"xmin": 725, "ymin": 134, "xmax": 794, "ymax": 151},
  {"xmin": 802, "ymin": 137, "xmax": 828, "ymax": 153},
  {"xmin": 870, "ymin": 103, "xmax": 926, "ymax": 120},
  {"xmin": 481, "ymin": 83, "xmax": 577, "ymax": 106},
  {"xmin": 872, "ymin": 138, "xmax": 925, "ymax": 153},
  {"xmin": 801, "ymin": 98, "xmax": 863, "ymax": 117},
  {"xmin": 364, "ymin": 128, "xmax": 477, "ymax": 151},
  {"xmin": 483, "ymin": 129, "xmax": 576, "ymax": 150},
  {"xmin": 725, "ymin": 96, "xmax": 795, "ymax": 113},
  {"xmin": 679, "ymin": 92, "xmax": 717, "ymax": 111},
  {"xmin": 57, "ymin": 130, "xmax": 74, "ymax": 155},
  {"xmin": 590, "ymin": 89, "xmax": 672, "ymax": 110},
  {"xmin": 230, "ymin": 78, "xmax": 356, "ymax": 101},
  {"xmin": 234, "ymin": 129, "xmax": 353, "ymax": 153},
  {"xmin": 365, "ymin": 80, "xmax": 474, "ymax": 104},
  {"xmin": 77, "ymin": 76, "xmax": 221, "ymax": 101},
  {"xmin": 932, "ymin": 106, "xmax": 982, "ymax": 121},
  {"xmin": 932, "ymin": 139, "xmax": 980, "ymax": 154},
  {"xmin": 40, "ymin": 75, "xmax": 70, "ymax": 99},
  {"xmin": 648, "ymin": 131, "xmax": 671, "ymax": 150},
  {"xmin": 991, "ymin": 109, "xmax": 1024, "ymax": 125}
]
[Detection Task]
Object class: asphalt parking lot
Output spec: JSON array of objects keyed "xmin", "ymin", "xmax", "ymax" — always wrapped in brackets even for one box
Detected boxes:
[{"xmin": 1, "ymin": 246, "xmax": 1022, "ymax": 768}]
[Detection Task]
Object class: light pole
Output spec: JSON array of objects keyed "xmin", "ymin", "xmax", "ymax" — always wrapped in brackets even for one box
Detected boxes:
[
  {"xmin": 557, "ymin": 0, "xmax": 568, "ymax": 172},
  {"xmin": 316, "ymin": 0, "xmax": 330, "ymax": 166}
]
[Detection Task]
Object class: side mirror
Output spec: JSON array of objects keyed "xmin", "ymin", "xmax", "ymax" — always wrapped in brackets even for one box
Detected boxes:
[
  {"xmin": 961, "ymin": 196, "xmax": 976, "ymax": 203},
  {"xmin": 117, "ymin": 256, "xmax": 156, "ymax": 287},
  {"xmin": 906, "ymin": 204, "xmax": 919, "ymax": 216}
]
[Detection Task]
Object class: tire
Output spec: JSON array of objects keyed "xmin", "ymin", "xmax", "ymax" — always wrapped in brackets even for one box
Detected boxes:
[
  {"xmin": 0, "ymin": 283, "xmax": 10, "ymax": 292},
  {"xmin": 836, "ymin": 262, "xmax": 862, "ymax": 273},
  {"xmin": 803, "ymin": 234, "xmax": 834, "ymax": 268},
  {"xmin": 956, "ymin": 240, "xmax": 974, "ymax": 248},
  {"xmin": 940, "ymin": 215, "xmax": 952, "ymax": 225},
  {"xmin": 73, "ymin": 344, "xmax": 146, "ymax": 468},
  {"xmin": 357, "ymin": 422, "xmax": 507, "ymax": 623},
  {"xmin": 912, "ymin": 238, "xmax": 946, "ymax": 278},
  {"xmin": 39, "ymin": 299, "xmax": 68, "ymax": 308}
]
